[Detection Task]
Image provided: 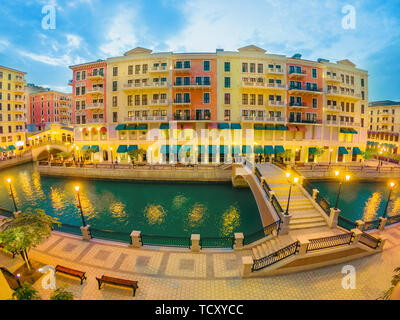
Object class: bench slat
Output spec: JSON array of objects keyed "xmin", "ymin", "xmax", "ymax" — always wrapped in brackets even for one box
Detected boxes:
[{"xmin": 101, "ymin": 275, "xmax": 138, "ymax": 287}]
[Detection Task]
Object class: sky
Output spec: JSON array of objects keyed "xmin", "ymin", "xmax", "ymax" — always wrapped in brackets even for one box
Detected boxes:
[{"xmin": 0, "ymin": 0, "xmax": 399, "ymax": 101}]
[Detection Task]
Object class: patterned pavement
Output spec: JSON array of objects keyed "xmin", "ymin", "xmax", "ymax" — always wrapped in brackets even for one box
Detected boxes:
[{"xmin": 13, "ymin": 223, "xmax": 397, "ymax": 300}]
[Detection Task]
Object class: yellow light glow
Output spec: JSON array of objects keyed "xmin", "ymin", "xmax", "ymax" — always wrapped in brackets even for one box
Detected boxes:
[
  {"xmin": 335, "ymin": 170, "xmax": 340, "ymax": 177},
  {"xmin": 285, "ymin": 172, "xmax": 291, "ymax": 179},
  {"xmin": 345, "ymin": 175, "xmax": 351, "ymax": 181},
  {"xmin": 74, "ymin": 186, "xmax": 80, "ymax": 192},
  {"xmin": 390, "ymin": 181, "xmax": 396, "ymax": 188},
  {"xmin": 293, "ymin": 177, "xmax": 299, "ymax": 184},
  {"xmin": 6, "ymin": 178, "xmax": 11, "ymax": 184}
]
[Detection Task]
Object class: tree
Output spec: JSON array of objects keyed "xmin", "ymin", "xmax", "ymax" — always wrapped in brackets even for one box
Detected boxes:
[
  {"xmin": 362, "ymin": 149, "xmax": 377, "ymax": 160},
  {"xmin": 128, "ymin": 148, "xmax": 146, "ymax": 164},
  {"xmin": 56, "ymin": 151, "xmax": 72, "ymax": 162},
  {"xmin": 282, "ymin": 149, "xmax": 293, "ymax": 162},
  {"xmin": 383, "ymin": 267, "xmax": 400, "ymax": 300},
  {"xmin": 0, "ymin": 209, "xmax": 60, "ymax": 270},
  {"xmin": 50, "ymin": 286, "xmax": 74, "ymax": 300},
  {"xmin": 82, "ymin": 148, "xmax": 96, "ymax": 162},
  {"xmin": 12, "ymin": 282, "xmax": 41, "ymax": 300},
  {"xmin": 313, "ymin": 147, "xmax": 325, "ymax": 163}
]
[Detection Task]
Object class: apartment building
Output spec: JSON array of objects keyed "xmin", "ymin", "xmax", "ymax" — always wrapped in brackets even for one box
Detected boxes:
[
  {"xmin": 367, "ymin": 100, "xmax": 400, "ymax": 154},
  {"xmin": 28, "ymin": 90, "xmax": 72, "ymax": 132},
  {"xmin": 68, "ymin": 46, "xmax": 368, "ymax": 164},
  {"xmin": 0, "ymin": 65, "xmax": 27, "ymax": 151}
]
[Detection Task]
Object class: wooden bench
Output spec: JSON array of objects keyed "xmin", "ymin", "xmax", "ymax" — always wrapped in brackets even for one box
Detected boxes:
[
  {"xmin": 96, "ymin": 275, "xmax": 138, "ymax": 297},
  {"xmin": 55, "ymin": 265, "xmax": 87, "ymax": 285}
]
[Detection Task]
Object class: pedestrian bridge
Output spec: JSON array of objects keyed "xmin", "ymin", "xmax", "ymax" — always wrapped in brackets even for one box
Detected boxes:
[{"xmin": 31, "ymin": 143, "xmax": 69, "ymax": 161}]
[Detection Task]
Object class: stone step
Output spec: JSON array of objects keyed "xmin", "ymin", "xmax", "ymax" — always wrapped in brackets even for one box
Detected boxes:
[
  {"xmin": 289, "ymin": 221, "xmax": 328, "ymax": 230},
  {"xmin": 290, "ymin": 216, "xmax": 326, "ymax": 224}
]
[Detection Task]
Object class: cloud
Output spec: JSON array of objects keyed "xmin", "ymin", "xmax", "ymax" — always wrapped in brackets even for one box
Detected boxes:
[
  {"xmin": 38, "ymin": 84, "xmax": 71, "ymax": 93},
  {"xmin": 0, "ymin": 39, "xmax": 10, "ymax": 52},
  {"xmin": 17, "ymin": 50, "xmax": 84, "ymax": 66},
  {"xmin": 66, "ymin": 34, "xmax": 82, "ymax": 48}
]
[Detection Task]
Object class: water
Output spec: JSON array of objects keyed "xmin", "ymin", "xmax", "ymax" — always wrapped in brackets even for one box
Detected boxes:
[
  {"xmin": 310, "ymin": 180, "xmax": 400, "ymax": 222},
  {"xmin": 0, "ymin": 163, "xmax": 263, "ymax": 238}
]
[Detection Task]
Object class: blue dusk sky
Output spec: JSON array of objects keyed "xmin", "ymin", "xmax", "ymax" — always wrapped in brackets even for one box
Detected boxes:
[{"xmin": 0, "ymin": 0, "xmax": 399, "ymax": 101}]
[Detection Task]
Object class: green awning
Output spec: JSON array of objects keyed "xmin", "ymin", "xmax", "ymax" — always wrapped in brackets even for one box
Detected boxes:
[
  {"xmin": 160, "ymin": 145, "xmax": 170, "ymax": 154},
  {"xmin": 232, "ymin": 146, "xmax": 241, "ymax": 155},
  {"xmin": 352, "ymin": 147, "xmax": 362, "ymax": 155},
  {"xmin": 209, "ymin": 145, "xmax": 217, "ymax": 154},
  {"xmin": 172, "ymin": 145, "xmax": 182, "ymax": 154},
  {"xmin": 117, "ymin": 145, "xmax": 128, "ymax": 153},
  {"xmin": 309, "ymin": 147, "xmax": 317, "ymax": 155},
  {"xmin": 231, "ymin": 123, "xmax": 242, "ymax": 130},
  {"xmin": 367, "ymin": 141, "xmax": 374, "ymax": 146},
  {"xmin": 254, "ymin": 125, "xmax": 265, "ymax": 131},
  {"xmin": 0, "ymin": 147, "xmax": 4, "ymax": 152},
  {"xmin": 340, "ymin": 128, "xmax": 358, "ymax": 134},
  {"xmin": 136, "ymin": 124, "xmax": 148, "ymax": 130},
  {"xmin": 160, "ymin": 123, "xmax": 169, "ymax": 130},
  {"xmin": 338, "ymin": 147, "xmax": 349, "ymax": 155},
  {"xmin": 91, "ymin": 145, "xmax": 99, "ymax": 153},
  {"xmin": 183, "ymin": 145, "xmax": 193, "ymax": 152},
  {"xmin": 81, "ymin": 145, "xmax": 90, "ymax": 151},
  {"xmin": 127, "ymin": 145, "xmax": 138, "ymax": 152},
  {"xmin": 275, "ymin": 146, "xmax": 285, "ymax": 154},
  {"xmin": 126, "ymin": 124, "xmax": 136, "ymax": 130},
  {"xmin": 264, "ymin": 146, "xmax": 274, "ymax": 154},
  {"xmin": 8, "ymin": 145, "xmax": 16, "ymax": 150},
  {"xmin": 254, "ymin": 146, "xmax": 264, "ymax": 154},
  {"xmin": 265, "ymin": 125, "xmax": 275, "ymax": 131},
  {"xmin": 218, "ymin": 123, "xmax": 230, "ymax": 130},
  {"xmin": 276, "ymin": 125, "xmax": 288, "ymax": 131},
  {"xmin": 242, "ymin": 145, "xmax": 252, "ymax": 154},
  {"xmin": 198, "ymin": 145, "xmax": 206, "ymax": 154},
  {"xmin": 219, "ymin": 145, "xmax": 229, "ymax": 154},
  {"xmin": 115, "ymin": 124, "xmax": 127, "ymax": 131}
]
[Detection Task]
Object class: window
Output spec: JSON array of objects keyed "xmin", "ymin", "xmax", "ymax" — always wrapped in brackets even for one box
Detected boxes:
[
  {"xmin": 361, "ymin": 78, "xmax": 365, "ymax": 87},
  {"xmin": 242, "ymin": 63, "xmax": 248, "ymax": 73},
  {"xmin": 224, "ymin": 93, "xmax": 230, "ymax": 104},
  {"xmin": 250, "ymin": 63, "xmax": 255, "ymax": 73},
  {"xmin": 224, "ymin": 110, "xmax": 231, "ymax": 121},
  {"xmin": 113, "ymin": 67, "xmax": 118, "ymax": 76},
  {"xmin": 203, "ymin": 93, "xmax": 210, "ymax": 104},
  {"xmin": 112, "ymin": 96, "xmax": 117, "ymax": 107},
  {"xmin": 224, "ymin": 62, "xmax": 230, "ymax": 72},
  {"xmin": 76, "ymin": 72, "xmax": 80, "ymax": 81},
  {"xmin": 127, "ymin": 95, "xmax": 133, "ymax": 106},
  {"xmin": 203, "ymin": 60, "xmax": 210, "ymax": 71},
  {"xmin": 135, "ymin": 65, "xmax": 140, "ymax": 74},
  {"xmin": 361, "ymin": 104, "xmax": 365, "ymax": 114},
  {"xmin": 224, "ymin": 77, "xmax": 231, "ymax": 88},
  {"xmin": 135, "ymin": 95, "xmax": 140, "ymax": 106},
  {"xmin": 142, "ymin": 64, "xmax": 148, "ymax": 74},
  {"xmin": 112, "ymin": 81, "xmax": 118, "ymax": 92},
  {"xmin": 82, "ymin": 71, "xmax": 86, "ymax": 80},
  {"xmin": 128, "ymin": 65, "xmax": 133, "ymax": 75},
  {"xmin": 257, "ymin": 64, "xmax": 263, "ymax": 73},
  {"xmin": 312, "ymin": 98, "xmax": 317, "ymax": 109},
  {"xmin": 312, "ymin": 68, "xmax": 317, "ymax": 78},
  {"xmin": 113, "ymin": 112, "xmax": 118, "ymax": 123},
  {"xmin": 75, "ymin": 87, "xmax": 80, "ymax": 96},
  {"xmin": 184, "ymin": 61, "xmax": 191, "ymax": 69}
]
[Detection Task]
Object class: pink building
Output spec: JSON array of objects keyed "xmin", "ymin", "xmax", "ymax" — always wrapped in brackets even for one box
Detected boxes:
[{"xmin": 29, "ymin": 90, "xmax": 72, "ymax": 131}]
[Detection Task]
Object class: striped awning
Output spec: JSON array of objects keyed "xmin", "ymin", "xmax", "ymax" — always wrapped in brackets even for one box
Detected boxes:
[
  {"xmin": 254, "ymin": 125, "xmax": 265, "ymax": 131},
  {"xmin": 136, "ymin": 124, "xmax": 148, "ymax": 130},
  {"xmin": 117, "ymin": 145, "xmax": 128, "ymax": 153},
  {"xmin": 208, "ymin": 123, "xmax": 218, "ymax": 129},
  {"xmin": 254, "ymin": 146, "xmax": 264, "ymax": 154},
  {"xmin": 219, "ymin": 145, "xmax": 229, "ymax": 154},
  {"xmin": 126, "ymin": 124, "xmax": 136, "ymax": 130},
  {"xmin": 265, "ymin": 125, "xmax": 275, "ymax": 131},
  {"xmin": 198, "ymin": 145, "xmax": 206, "ymax": 154},
  {"xmin": 183, "ymin": 124, "xmax": 194, "ymax": 130},
  {"xmin": 160, "ymin": 123, "xmax": 169, "ymax": 130},
  {"xmin": 338, "ymin": 147, "xmax": 349, "ymax": 155},
  {"xmin": 8, "ymin": 145, "xmax": 16, "ymax": 151},
  {"xmin": 276, "ymin": 125, "xmax": 288, "ymax": 131},
  {"xmin": 81, "ymin": 145, "xmax": 90, "ymax": 151},
  {"xmin": 91, "ymin": 145, "xmax": 99, "ymax": 153}
]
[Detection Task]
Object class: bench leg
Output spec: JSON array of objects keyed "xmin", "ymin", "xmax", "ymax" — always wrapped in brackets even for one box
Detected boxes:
[
  {"xmin": 96, "ymin": 279, "xmax": 102, "ymax": 290},
  {"xmin": 133, "ymin": 287, "xmax": 136, "ymax": 297}
]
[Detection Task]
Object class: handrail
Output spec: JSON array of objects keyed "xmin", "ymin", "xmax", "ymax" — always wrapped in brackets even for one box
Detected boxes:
[
  {"xmin": 306, "ymin": 233, "xmax": 354, "ymax": 252},
  {"xmin": 338, "ymin": 215, "xmax": 358, "ymax": 231},
  {"xmin": 243, "ymin": 220, "xmax": 281, "ymax": 245},
  {"xmin": 140, "ymin": 234, "xmax": 191, "ymax": 248},
  {"xmin": 359, "ymin": 232, "xmax": 381, "ymax": 249},
  {"xmin": 387, "ymin": 214, "xmax": 400, "ymax": 225},
  {"xmin": 252, "ymin": 241, "xmax": 299, "ymax": 272},
  {"xmin": 200, "ymin": 237, "xmax": 234, "ymax": 249},
  {"xmin": 362, "ymin": 219, "xmax": 381, "ymax": 231}
]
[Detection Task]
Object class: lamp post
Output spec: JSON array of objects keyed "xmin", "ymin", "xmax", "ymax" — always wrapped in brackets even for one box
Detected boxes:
[
  {"xmin": 74, "ymin": 186, "xmax": 86, "ymax": 227},
  {"xmin": 285, "ymin": 172, "xmax": 299, "ymax": 215},
  {"xmin": 334, "ymin": 171, "xmax": 351, "ymax": 209},
  {"xmin": 6, "ymin": 178, "xmax": 18, "ymax": 212},
  {"xmin": 383, "ymin": 181, "xmax": 397, "ymax": 218}
]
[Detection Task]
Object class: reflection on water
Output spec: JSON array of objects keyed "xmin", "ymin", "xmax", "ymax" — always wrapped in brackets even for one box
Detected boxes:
[
  {"xmin": 362, "ymin": 192, "xmax": 382, "ymax": 222},
  {"xmin": 0, "ymin": 163, "xmax": 263, "ymax": 237},
  {"xmin": 389, "ymin": 198, "xmax": 400, "ymax": 217},
  {"xmin": 221, "ymin": 205, "xmax": 240, "ymax": 237},
  {"xmin": 144, "ymin": 204, "xmax": 167, "ymax": 225}
]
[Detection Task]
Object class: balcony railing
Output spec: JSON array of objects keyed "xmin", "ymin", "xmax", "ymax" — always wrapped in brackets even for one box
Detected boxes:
[
  {"xmin": 87, "ymin": 87, "xmax": 104, "ymax": 94},
  {"xmin": 173, "ymin": 114, "xmax": 191, "ymax": 121},
  {"xmin": 124, "ymin": 115, "xmax": 168, "ymax": 122},
  {"xmin": 267, "ymin": 68, "xmax": 284, "ymax": 74},
  {"xmin": 173, "ymin": 82, "xmax": 211, "ymax": 88},
  {"xmin": 326, "ymin": 89, "xmax": 361, "ymax": 98},
  {"xmin": 289, "ymin": 119, "xmax": 320, "ymax": 124},
  {"xmin": 289, "ymin": 70, "xmax": 306, "ymax": 76},
  {"xmin": 123, "ymin": 82, "xmax": 168, "ymax": 89},
  {"xmin": 173, "ymin": 99, "xmax": 191, "ymax": 105},
  {"xmin": 289, "ymin": 102, "xmax": 308, "ymax": 108},
  {"xmin": 267, "ymin": 100, "xmax": 286, "ymax": 107},
  {"xmin": 326, "ymin": 75, "xmax": 341, "ymax": 82},
  {"xmin": 150, "ymin": 65, "xmax": 169, "ymax": 72},
  {"xmin": 85, "ymin": 118, "xmax": 104, "ymax": 124},
  {"xmin": 174, "ymin": 65, "xmax": 191, "ymax": 71},
  {"xmin": 149, "ymin": 99, "xmax": 169, "ymax": 106},
  {"xmin": 86, "ymin": 103, "xmax": 104, "ymax": 110},
  {"xmin": 241, "ymin": 115, "xmax": 285, "ymax": 123}
]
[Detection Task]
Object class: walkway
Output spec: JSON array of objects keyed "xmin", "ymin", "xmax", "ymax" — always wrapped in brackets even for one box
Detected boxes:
[{"xmin": 258, "ymin": 163, "xmax": 328, "ymax": 230}]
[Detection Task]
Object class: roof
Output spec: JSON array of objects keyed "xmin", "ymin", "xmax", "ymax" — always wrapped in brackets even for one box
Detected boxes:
[
  {"xmin": 237, "ymin": 45, "xmax": 267, "ymax": 53},
  {"xmin": 0, "ymin": 65, "xmax": 26, "ymax": 75},
  {"xmin": 369, "ymin": 100, "xmax": 400, "ymax": 107},
  {"xmin": 69, "ymin": 59, "xmax": 106, "ymax": 70}
]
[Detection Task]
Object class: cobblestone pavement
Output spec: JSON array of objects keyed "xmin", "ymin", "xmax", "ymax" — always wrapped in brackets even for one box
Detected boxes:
[{"xmin": 9, "ymin": 224, "xmax": 395, "ymax": 300}]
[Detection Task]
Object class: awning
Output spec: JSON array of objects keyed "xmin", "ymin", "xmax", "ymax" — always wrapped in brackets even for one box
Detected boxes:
[
  {"xmin": 352, "ymin": 147, "xmax": 362, "ymax": 155},
  {"xmin": 254, "ymin": 146, "xmax": 264, "ymax": 154},
  {"xmin": 136, "ymin": 124, "xmax": 148, "ymax": 130},
  {"xmin": 219, "ymin": 145, "xmax": 229, "ymax": 154},
  {"xmin": 160, "ymin": 145, "xmax": 170, "ymax": 154},
  {"xmin": 340, "ymin": 128, "xmax": 358, "ymax": 134},
  {"xmin": 160, "ymin": 123, "xmax": 169, "ymax": 130},
  {"xmin": 0, "ymin": 147, "xmax": 4, "ymax": 152},
  {"xmin": 264, "ymin": 146, "xmax": 275, "ymax": 155},
  {"xmin": 209, "ymin": 145, "xmax": 217, "ymax": 154},
  {"xmin": 126, "ymin": 124, "xmax": 136, "ymax": 130},
  {"xmin": 265, "ymin": 125, "xmax": 275, "ymax": 131},
  {"xmin": 91, "ymin": 127, "xmax": 98, "ymax": 133},
  {"xmin": 183, "ymin": 145, "xmax": 193, "ymax": 152},
  {"xmin": 276, "ymin": 125, "xmax": 288, "ymax": 131},
  {"xmin": 338, "ymin": 147, "xmax": 349, "ymax": 155},
  {"xmin": 198, "ymin": 145, "xmax": 206, "ymax": 154},
  {"xmin": 242, "ymin": 145, "xmax": 252, "ymax": 154},
  {"xmin": 308, "ymin": 147, "xmax": 317, "ymax": 155},
  {"xmin": 367, "ymin": 141, "xmax": 374, "ymax": 146},
  {"xmin": 81, "ymin": 145, "xmax": 90, "ymax": 151},
  {"xmin": 117, "ymin": 145, "xmax": 128, "ymax": 153},
  {"xmin": 8, "ymin": 145, "xmax": 16, "ymax": 151},
  {"xmin": 183, "ymin": 124, "xmax": 194, "ymax": 130},
  {"xmin": 172, "ymin": 145, "xmax": 182, "ymax": 154},
  {"xmin": 90, "ymin": 145, "xmax": 99, "ymax": 153},
  {"xmin": 232, "ymin": 146, "xmax": 241, "ymax": 155},
  {"xmin": 218, "ymin": 123, "xmax": 230, "ymax": 130},
  {"xmin": 208, "ymin": 123, "xmax": 218, "ymax": 129},
  {"xmin": 115, "ymin": 124, "xmax": 127, "ymax": 131},
  {"xmin": 127, "ymin": 145, "xmax": 138, "ymax": 152},
  {"xmin": 100, "ymin": 127, "xmax": 107, "ymax": 133},
  {"xmin": 231, "ymin": 123, "xmax": 242, "ymax": 130},
  {"xmin": 254, "ymin": 125, "xmax": 265, "ymax": 131},
  {"xmin": 275, "ymin": 146, "xmax": 285, "ymax": 154}
]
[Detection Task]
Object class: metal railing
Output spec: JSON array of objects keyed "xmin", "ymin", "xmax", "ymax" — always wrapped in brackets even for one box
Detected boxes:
[
  {"xmin": 252, "ymin": 241, "xmax": 299, "ymax": 272},
  {"xmin": 306, "ymin": 233, "xmax": 354, "ymax": 252},
  {"xmin": 243, "ymin": 220, "xmax": 281, "ymax": 245},
  {"xmin": 90, "ymin": 228, "xmax": 132, "ymax": 244},
  {"xmin": 359, "ymin": 232, "xmax": 381, "ymax": 249},
  {"xmin": 140, "ymin": 234, "xmax": 191, "ymax": 248},
  {"xmin": 338, "ymin": 215, "xmax": 358, "ymax": 231},
  {"xmin": 315, "ymin": 193, "xmax": 331, "ymax": 216},
  {"xmin": 261, "ymin": 180, "xmax": 272, "ymax": 200},
  {"xmin": 200, "ymin": 237, "xmax": 234, "ymax": 249},
  {"xmin": 363, "ymin": 219, "xmax": 381, "ymax": 231},
  {"xmin": 52, "ymin": 222, "xmax": 82, "ymax": 235},
  {"xmin": 271, "ymin": 194, "xmax": 285, "ymax": 215},
  {"xmin": 387, "ymin": 214, "xmax": 400, "ymax": 225},
  {"xmin": 0, "ymin": 208, "xmax": 14, "ymax": 218},
  {"xmin": 255, "ymin": 167, "xmax": 262, "ymax": 183}
]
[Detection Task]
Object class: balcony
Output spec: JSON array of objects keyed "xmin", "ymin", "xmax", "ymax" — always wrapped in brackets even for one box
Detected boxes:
[
  {"xmin": 123, "ymin": 82, "xmax": 169, "ymax": 91},
  {"xmin": 267, "ymin": 100, "xmax": 286, "ymax": 107},
  {"xmin": 14, "ymin": 76, "xmax": 26, "ymax": 85},
  {"xmin": 288, "ymin": 70, "xmax": 307, "ymax": 78},
  {"xmin": 325, "ymin": 105, "xmax": 341, "ymax": 112},
  {"xmin": 87, "ymin": 72, "xmax": 104, "ymax": 81},
  {"xmin": 86, "ymin": 118, "xmax": 104, "ymax": 124},
  {"xmin": 288, "ymin": 119, "xmax": 320, "ymax": 124},
  {"xmin": 173, "ymin": 65, "xmax": 191, "ymax": 72},
  {"xmin": 241, "ymin": 115, "xmax": 286, "ymax": 123},
  {"xmin": 86, "ymin": 87, "xmax": 104, "ymax": 95},
  {"xmin": 150, "ymin": 65, "xmax": 169, "ymax": 73},
  {"xmin": 289, "ymin": 85, "xmax": 323, "ymax": 95},
  {"xmin": 325, "ymin": 120, "xmax": 339, "ymax": 126},
  {"xmin": 289, "ymin": 102, "xmax": 308, "ymax": 108},
  {"xmin": 326, "ymin": 89, "xmax": 361, "ymax": 100},
  {"xmin": 86, "ymin": 103, "xmax": 104, "ymax": 110},
  {"xmin": 149, "ymin": 99, "xmax": 169, "ymax": 106},
  {"xmin": 173, "ymin": 114, "xmax": 191, "ymax": 121},
  {"xmin": 266, "ymin": 68, "xmax": 284, "ymax": 75},
  {"xmin": 325, "ymin": 74, "xmax": 341, "ymax": 83},
  {"xmin": 266, "ymin": 83, "xmax": 286, "ymax": 90},
  {"xmin": 340, "ymin": 121, "xmax": 360, "ymax": 127},
  {"xmin": 173, "ymin": 82, "xmax": 211, "ymax": 89},
  {"xmin": 124, "ymin": 115, "xmax": 168, "ymax": 122},
  {"xmin": 13, "ymin": 86, "xmax": 25, "ymax": 94},
  {"xmin": 173, "ymin": 99, "xmax": 191, "ymax": 106},
  {"xmin": 12, "ymin": 107, "xmax": 25, "ymax": 113}
]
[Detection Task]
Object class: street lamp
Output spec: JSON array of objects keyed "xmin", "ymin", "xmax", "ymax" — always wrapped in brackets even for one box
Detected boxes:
[
  {"xmin": 6, "ymin": 178, "xmax": 18, "ymax": 212},
  {"xmin": 74, "ymin": 186, "xmax": 86, "ymax": 227},
  {"xmin": 285, "ymin": 172, "xmax": 299, "ymax": 215},
  {"xmin": 383, "ymin": 181, "xmax": 397, "ymax": 218},
  {"xmin": 334, "ymin": 171, "xmax": 351, "ymax": 209}
]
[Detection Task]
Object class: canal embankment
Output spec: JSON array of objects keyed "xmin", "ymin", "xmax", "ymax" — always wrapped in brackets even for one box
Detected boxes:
[{"xmin": 0, "ymin": 153, "xmax": 33, "ymax": 171}]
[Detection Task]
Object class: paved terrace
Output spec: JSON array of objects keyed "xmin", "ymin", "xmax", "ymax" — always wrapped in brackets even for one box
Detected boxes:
[{"xmin": 1, "ymin": 223, "xmax": 399, "ymax": 300}]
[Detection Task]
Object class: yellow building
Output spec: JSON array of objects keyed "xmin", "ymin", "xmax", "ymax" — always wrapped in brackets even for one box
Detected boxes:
[{"xmin": 0, "ymin": 65, "xmax": 27, "ymax": 152}]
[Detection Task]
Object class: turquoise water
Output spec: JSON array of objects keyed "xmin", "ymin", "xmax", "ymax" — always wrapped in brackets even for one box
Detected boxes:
[
  {"xmin": 310, "ymin": 180, "xmax": 400, "ymax": 222},
  {"xmin": 0, "ymin": 163, "xmax": 262, "ymax": 238}
]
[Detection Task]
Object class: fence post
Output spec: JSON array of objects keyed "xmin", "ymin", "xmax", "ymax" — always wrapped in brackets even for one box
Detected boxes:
[
  {"xmin": 356, "ymin": 220, "xmax": 365, "ymax": 231},
  {"xmin": 297, "ymin": 237, "xmax": 310, "ymax": 256},
  {"xmin": 279, "ymin": 214, "xmax": 291, "ymax": 235},
  {"xmin": 328, "ymin": 208, "xmax": 340, "ymax": 228},
  {"xmin": 350, "ymin": 229, "xmax": 363, "ymax": 245},
  {"xmin": 190, "ymin": 234, "xmax": 201, "ymax": 252},
  {"xmin": 80, "ymin": 225, "xmax": 92, "ymax": 241},
  {"xmin": 312, "ymin": 189, "xmax": 319, "ymax": 201},
  {"xmin": 378, "ymin": 217, "xmax": 387, "ymax": 231},
  {"xmin": 233, "ymin": 233, "xmax": 244, "ymax": 250},
  {"xmin": 130, "ymin": 231, "xmax": 142, "ymax": 248},
  {"xmin": 241, "ymin": 256, "xmax": 254, "ymax": 278}
]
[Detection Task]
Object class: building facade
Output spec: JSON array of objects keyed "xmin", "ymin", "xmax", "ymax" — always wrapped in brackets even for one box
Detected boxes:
[
  {"xmin": 0, "ymin": 65, "xmax": 27, "ymax": 151},
  {"xmin": 68, "ymin": 46, "xmax": 369, "ymax": 164},
  {"xmin": 29, "ymin": 90, "xmax": 72, "ymax": 131}
]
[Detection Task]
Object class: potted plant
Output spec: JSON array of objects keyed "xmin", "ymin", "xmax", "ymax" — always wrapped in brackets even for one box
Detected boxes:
[
  {"xmin": 50, "ymin": 286, "xmax": 74, "ymax": 300},
  {"xmin": 12, "ymin": 282, "xmax": 41, "ymax": 300}
]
